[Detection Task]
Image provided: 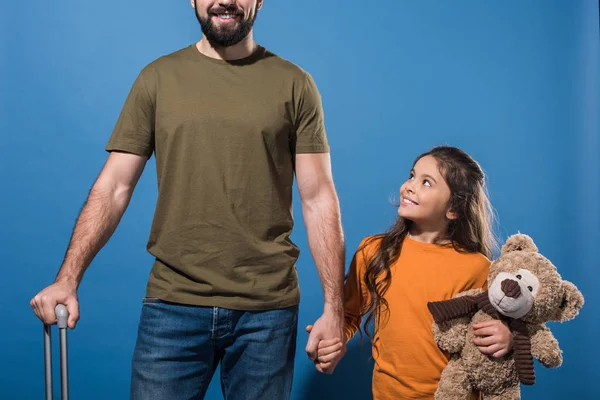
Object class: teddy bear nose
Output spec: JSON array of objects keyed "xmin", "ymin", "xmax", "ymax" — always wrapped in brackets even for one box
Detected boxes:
[{"xmin": 501, "ymin": 279, "xmax": 522, "ymax": 298}]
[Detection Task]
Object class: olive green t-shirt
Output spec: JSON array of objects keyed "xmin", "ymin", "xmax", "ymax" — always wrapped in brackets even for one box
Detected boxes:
[{"xmin": 106, "ymin": 44, "xmax": 330, "ymax": 310}]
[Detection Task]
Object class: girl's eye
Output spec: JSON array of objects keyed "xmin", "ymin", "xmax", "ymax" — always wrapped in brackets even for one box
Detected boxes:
[{"xmin": 423, "ymin": 180, "xmax": 431, "ymax": 187}]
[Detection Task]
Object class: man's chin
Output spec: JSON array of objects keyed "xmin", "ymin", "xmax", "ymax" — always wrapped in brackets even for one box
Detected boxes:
[{"xmin": 213, "ymin": 26, "xmax": 239, "ymax": 36}]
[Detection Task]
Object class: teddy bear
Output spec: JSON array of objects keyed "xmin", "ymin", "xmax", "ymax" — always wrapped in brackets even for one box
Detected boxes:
[{"xmin": 426, "ymin": 233, "xmax": 584, "ymax": 400}]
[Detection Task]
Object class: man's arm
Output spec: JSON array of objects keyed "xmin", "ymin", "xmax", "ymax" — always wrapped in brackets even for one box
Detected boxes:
[
  {"xmin": 30, "ymin": 151, "xmax": 148, "ymax": 328},
  {"xmin": 296, "ymin": 153, "xmax": 346, "ymax": 373}
]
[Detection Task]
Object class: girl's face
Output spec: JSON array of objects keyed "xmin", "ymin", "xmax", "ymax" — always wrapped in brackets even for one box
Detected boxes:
[{"xmin": 398, "ymin": 155, "xmax": 456, "ymax": 227}]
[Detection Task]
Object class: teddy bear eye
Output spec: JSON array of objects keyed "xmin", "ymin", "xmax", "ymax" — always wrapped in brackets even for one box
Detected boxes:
[
  {"xmin": 528, "ymin": 286, "xmax": 533, "ymax": 292},
  {"xmin": 516, "ymin": 274, "xmax": 522, "ymax": 279}
]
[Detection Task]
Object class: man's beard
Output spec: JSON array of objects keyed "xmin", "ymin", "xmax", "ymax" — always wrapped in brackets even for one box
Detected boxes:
[{"xmin": 195, "ymin": 4, "xmax": 257, "ymax": 48}]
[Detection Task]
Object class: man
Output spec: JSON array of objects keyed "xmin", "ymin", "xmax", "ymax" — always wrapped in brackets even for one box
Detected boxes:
[{"xmin": 30, "ymin": 1, "xmax": 346, "ymax": 398}]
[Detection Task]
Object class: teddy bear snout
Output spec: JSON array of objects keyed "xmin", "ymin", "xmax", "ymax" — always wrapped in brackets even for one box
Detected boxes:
[{"xmin": 501, "ymin": 279, "xmax": 522, "ymax": 298}]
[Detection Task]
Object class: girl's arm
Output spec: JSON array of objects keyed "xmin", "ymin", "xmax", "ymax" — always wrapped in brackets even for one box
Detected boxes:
[
  {"xmin": 307, "ymin": 242, "xmax": 370, "ymax": 371},
  {"xmin": 344, "ymin": 250, "xmax": 366, "ymax": 342},
  {"xmin": 306, "ymin": 241, "xmax": 371, "ymax": 342}
]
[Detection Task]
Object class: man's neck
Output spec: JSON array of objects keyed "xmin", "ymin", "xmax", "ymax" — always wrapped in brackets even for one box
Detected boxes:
[{"xmin": 196, "ymin": 34, "xmax": 257, "ymax": 61}]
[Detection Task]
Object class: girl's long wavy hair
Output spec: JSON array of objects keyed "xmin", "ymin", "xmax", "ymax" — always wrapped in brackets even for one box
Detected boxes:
[{"xmin": 357, "ymin": 146, "xmax": 498, "ymax": 341}]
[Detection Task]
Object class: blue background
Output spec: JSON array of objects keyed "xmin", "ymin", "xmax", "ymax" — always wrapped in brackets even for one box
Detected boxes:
[{"xmin": 1, "ymin": 0, "xmax": 598, "ymax": 398}]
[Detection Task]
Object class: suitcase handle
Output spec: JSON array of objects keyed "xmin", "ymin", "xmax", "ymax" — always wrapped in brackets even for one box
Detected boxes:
[
  {"xmin": 55, "ymin": 304, "xmax": 69, "ymax": 329},
  {"xmin": 44, "ymin": 304, "xmax": 69, "ymax": 400}
]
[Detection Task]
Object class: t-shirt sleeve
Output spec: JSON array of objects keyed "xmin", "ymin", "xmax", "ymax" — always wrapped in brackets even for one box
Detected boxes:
[
  {"xmin": 293, "ymin": 72, "xmax": 330, "ymax": 154},
  {"xmin": 105, "ymin": 67, "xmax": 155, "ymax": 158},
  {"xmin": 344, "ymin": 250, "xmax": 365, "ymax": 342},
  {"xmin": 344, "ymin": 237, "xmax": 375, "ymax": 342}
]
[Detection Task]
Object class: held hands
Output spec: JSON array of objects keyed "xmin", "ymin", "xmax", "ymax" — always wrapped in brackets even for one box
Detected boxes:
[
  {"xmin": 472, "ymin": 319, "xmax": 513, "ymax": 358},
  {"xmin": 305, "ymin": 310, "xmax": 346, "ymax": 374}
]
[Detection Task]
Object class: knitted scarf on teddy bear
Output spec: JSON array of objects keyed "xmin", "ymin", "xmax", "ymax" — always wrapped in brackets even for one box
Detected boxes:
[{"xmin": 427, "ymin": 285, "xmax": 535, "ymax": 385}]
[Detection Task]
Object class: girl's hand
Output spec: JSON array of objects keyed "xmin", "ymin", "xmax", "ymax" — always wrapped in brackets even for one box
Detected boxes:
[
  {"xmin": 306, "ymin": 325, "xmax": 346, "ymax": 372},
  {"xmin": 471, "ymin": 320, "xmax": 513, "ymax": 358}
]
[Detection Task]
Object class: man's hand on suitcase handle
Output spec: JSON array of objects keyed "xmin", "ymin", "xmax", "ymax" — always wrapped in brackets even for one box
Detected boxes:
[{"xmin": 31, "ymin": 280, "xmax": 80, "ymax": 329}]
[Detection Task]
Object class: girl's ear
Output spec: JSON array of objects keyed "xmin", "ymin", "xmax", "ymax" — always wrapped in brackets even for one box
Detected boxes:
[{"xmin": 446, "ymin": 208, "xmax": 458, "ymax": 220}]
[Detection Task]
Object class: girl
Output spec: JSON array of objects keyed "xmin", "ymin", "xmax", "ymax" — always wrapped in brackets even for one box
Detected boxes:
[{"xmin": 311, "ymin": 146, "xmax": 512, "ymax": 399}]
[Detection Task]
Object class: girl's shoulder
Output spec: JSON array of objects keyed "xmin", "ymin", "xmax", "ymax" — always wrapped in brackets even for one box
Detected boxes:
[
  {"xmin": 351, "ymin": 234, "xmax": 384, "ymax": 264},
  {"xmin": 453, "ymin": 249, "xmax": 492, "ymax": 275},
  {"xmin": 357, "ymin": 234, "xmax": 385, "ymax": 253}
]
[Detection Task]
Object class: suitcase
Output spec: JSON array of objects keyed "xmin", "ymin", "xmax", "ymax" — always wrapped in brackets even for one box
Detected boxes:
[{"xmin": 43, "ymin": 304, "xmax": 69, "ymax": 400}]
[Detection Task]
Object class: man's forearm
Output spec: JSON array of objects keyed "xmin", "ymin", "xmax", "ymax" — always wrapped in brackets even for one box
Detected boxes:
[
  {"xmin": 56, "ymin": 183, "xmax": 132, "ymax": 287},
  {"xmin": 302, "ymin": 189, "xmax": 345, "ymax": 313}
]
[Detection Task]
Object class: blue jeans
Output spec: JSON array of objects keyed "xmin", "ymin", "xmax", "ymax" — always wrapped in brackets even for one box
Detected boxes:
[{"xmin": 130, "ymin": 298, "xmax": 299, "ymax": 400}]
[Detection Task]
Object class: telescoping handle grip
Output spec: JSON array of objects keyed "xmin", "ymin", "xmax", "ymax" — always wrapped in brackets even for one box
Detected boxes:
[{"xmin": 44, "ymin": 304, "xmax": 69, "ymax": 400}]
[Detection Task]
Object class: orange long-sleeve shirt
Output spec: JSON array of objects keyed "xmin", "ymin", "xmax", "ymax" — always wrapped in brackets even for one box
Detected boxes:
[{"xmin": 344, "ymin": 236, "xmax": 490, "ymax": 400}]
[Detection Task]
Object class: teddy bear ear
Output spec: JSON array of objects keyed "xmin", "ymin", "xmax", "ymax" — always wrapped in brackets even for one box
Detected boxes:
[
  {"xmin": 501, "ymin": 233, "xmax": 538, "ymax": 255},
  {"xmin": 552, "ymin": 281, "xmax": 585, "ymax": 322}
]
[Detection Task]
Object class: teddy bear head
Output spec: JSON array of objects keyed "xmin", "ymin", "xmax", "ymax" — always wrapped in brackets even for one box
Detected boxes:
[{"xmin": 486, "ymin": 234, "xmax": 584, "ymax": 325}]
